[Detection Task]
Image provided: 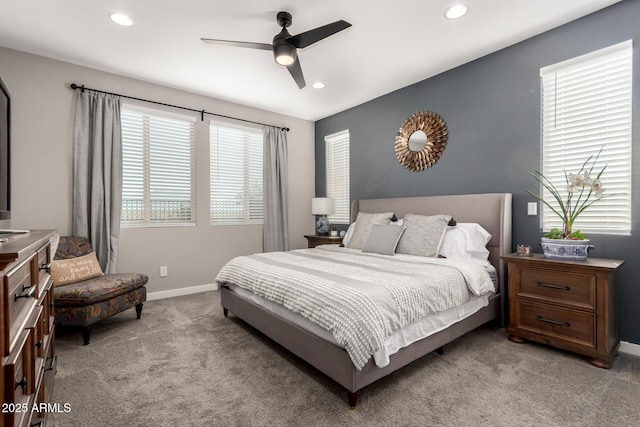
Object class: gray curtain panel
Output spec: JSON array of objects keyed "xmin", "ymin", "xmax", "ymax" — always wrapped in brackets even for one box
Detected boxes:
[
  {"xmin": 263, "ymin": 126, "xmax": 289, "ymax": 252},
  {"xmin": 72, "ymin": 91, "xmax": 122, "ymax": 273}
]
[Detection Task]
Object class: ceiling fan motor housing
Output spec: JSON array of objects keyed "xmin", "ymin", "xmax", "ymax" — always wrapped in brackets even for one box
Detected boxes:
[{"xmin": 276, "ymin": 11, "xmax": 293, "ymax": 28}]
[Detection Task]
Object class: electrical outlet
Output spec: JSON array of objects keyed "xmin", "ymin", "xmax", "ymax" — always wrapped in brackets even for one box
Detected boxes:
[
  {"xmin": 160, "ymin": 266, "xmax": 168, "ymax": 277},
  {"xmin": 527, "ymin": 202, "xmax": 538, "ymax": 216}
]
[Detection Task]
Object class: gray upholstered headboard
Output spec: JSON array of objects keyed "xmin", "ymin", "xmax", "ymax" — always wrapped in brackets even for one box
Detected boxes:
[{"xmin": 351, "ymin": 193, "xmax": 513, "ymax": 295}]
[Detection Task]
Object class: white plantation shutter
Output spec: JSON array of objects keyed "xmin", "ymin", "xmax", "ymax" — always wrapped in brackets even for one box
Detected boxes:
[
  {"xmin": 325, "ymin": 130, "xmax": 350, "ymax": 224},
  {"xmin": 121, "ymin": 106, "xmax": 196, "ymax": 225},
  {"xmin": 539, "ymin": 41, "xmax": 632, "ymax": 235},
  {"xmin": 210, "ymin": 121, "xmax": 264, "ymax": 224}
]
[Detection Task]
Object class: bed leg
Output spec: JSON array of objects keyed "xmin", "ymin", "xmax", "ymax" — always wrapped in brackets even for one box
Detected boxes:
[
  {"xmin": 223, "ymin": 308, "xmax": 228, "ymax": 318},
  {"xmin": 436, "ymin": 346, "xmax": 444, "ymax": 355},
  {"xmin": 348, "ymin": 391, "xmax": 358, "ymax": 410}
]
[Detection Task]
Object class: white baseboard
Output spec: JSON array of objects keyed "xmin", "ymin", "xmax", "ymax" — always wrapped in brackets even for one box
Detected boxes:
[
  {"xmin": 146, "ymin": 283, "xmax": 218, "ymax": 301},
  {"xmin": 620, "ymin": 341, "xmax": 640, "ymax": 357}
]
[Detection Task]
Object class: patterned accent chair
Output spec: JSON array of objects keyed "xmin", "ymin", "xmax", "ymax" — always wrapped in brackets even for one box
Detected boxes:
[{"xmin": 53, "ymin": 236, "xmax": 148, "ymax": 345}]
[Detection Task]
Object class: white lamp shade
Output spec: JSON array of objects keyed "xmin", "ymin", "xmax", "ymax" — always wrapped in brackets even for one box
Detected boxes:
[{"xmin": 311, "ymin": 197, "xmax": 335, "ymax": 215}]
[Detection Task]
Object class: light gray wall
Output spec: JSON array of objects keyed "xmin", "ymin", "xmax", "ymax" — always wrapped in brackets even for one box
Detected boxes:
[
  {"xmin": 315, "ymin": 1, "xmax": 640, "ymax": 344},
  {"xmin": 0, "ymin": 46, "xmax": 315, "ymax": 294}
]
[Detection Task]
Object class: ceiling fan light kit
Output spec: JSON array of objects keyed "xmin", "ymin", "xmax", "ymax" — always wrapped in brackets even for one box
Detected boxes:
[
  {"xmin": 274, "ymin": 43, "xmax": 296, "ymax": 66},
  {"xmin": 201, "ymin": 11, "xmax": 351, "ymax": 89}
]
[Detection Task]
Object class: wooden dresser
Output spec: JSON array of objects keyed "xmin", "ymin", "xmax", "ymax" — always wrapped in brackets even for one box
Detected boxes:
[
  {"xmin": 502, "ymin": 253, "xmax": 623, "ymax": 368},
  {"xmin": 1, "ymin": 230, "xmax": 57, "ymax": 426}
]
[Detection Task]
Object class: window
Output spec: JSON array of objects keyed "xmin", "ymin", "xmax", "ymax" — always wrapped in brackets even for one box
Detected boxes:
[
  {"xmin": 539, "ymin": 41, "xmax": 632, "ymax": 235},
  {"xmin": 325, "ymin": 130, "xmax": 350, "ymax": 224},
  {"xmin": 121, "ymin": 106, "xmax": 196, "ymax": 226},
  {"xmin": 210, "ymin": 121, "xmax": 263, "ymax": 224}
]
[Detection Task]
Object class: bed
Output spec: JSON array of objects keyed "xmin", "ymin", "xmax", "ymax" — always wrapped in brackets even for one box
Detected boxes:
[{"xmin": 218, "ymin": 193, "xmax": 512, "ymax": 408}]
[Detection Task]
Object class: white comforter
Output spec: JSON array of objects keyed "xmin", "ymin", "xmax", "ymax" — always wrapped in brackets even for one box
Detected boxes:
[{"xmin": 216, "ymin": 246, "xmax": 495, "ymax": 370}]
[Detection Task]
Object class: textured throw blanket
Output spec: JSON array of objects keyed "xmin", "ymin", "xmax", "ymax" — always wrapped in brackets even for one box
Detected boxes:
[{"xmin": 216, "ymin": 246, "xmax": 495, "ymax": 370}]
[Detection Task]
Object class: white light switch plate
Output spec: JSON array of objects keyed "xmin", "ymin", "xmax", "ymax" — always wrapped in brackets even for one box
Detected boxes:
[{"xmin": 527, "ymin": 202, "xmax": 538, "ymax": 216}]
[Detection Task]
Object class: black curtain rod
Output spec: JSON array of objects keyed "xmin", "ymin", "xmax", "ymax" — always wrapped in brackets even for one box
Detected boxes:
[{"xmin": 69, "ymin": 83, "xmax": 289, "ymax": 131}]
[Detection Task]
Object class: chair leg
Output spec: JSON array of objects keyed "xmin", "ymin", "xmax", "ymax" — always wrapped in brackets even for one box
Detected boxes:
[
  {"xmin": 135, "ymin": 303, "xmax": 143, "ymax": 319},
  {"xmin": 81, "ymin": 327, "xmax": 91, "ymax": 345}
]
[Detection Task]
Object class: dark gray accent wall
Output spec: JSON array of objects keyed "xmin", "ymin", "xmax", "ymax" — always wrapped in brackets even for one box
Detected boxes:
[{"xmin": 315, "ymin": 0, "xmax": 640, "ymax": 345}]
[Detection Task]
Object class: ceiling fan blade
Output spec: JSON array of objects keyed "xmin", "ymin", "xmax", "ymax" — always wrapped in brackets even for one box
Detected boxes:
[
  {"xmin": 286, "ymin": 57, "xmax": 306, "ymax": 89},
  {"xmin": 200, "ymin": 38, "xmax": 273, "ymax": 51},
  {"xmin": 287, "ymin": 20, "xmax": 351, "ymax": 49}
]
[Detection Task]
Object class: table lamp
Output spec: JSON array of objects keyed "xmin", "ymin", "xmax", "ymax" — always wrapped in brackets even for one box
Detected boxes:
[{"xmin": 311, "ymin": 197, "xmax": 334, "ymax": 236}]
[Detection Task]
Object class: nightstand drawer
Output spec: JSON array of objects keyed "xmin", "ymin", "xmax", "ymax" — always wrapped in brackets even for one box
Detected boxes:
[
  {"xmin": 518, "ymin": 268, "xmax": 596, "ymax": 310},
  {"xmin": 304, "ymin": 234, "xmax": 343, "ymax": 248},
  {"xmin": 516, "ymin": 300, "xmax": 595, "ymax": 348}
]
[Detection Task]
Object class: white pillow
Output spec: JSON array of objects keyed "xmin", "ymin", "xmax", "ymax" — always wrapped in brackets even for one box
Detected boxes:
[
  {"xmin": 439, "ymin": 223, "xmax": 492, "ymax": 265},
  {"xmin": 342, "ymin": 223, "xmax": 356, "ymax": 247}
]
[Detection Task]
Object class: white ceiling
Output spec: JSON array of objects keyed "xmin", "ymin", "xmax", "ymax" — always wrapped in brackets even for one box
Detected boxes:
[{"xmin": 0, "ymin": 0, "xmax": 621, "ymax": 121}]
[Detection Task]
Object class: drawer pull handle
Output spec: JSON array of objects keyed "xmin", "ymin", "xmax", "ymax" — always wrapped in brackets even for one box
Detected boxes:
[
  {"xmin": 15, "ymin": 285, "xmax": 36, "ymax": 301},
  {"xmin": 536, "ymin": 315, "xmax": 570, "ymax": 328},
  {"xmin": 39, "ymin": 262, "xmax": 51, "ymax": 271},
  {"xmin": 35, "ymin": 340, "xmax": 42, "ymax": 349},
  {"xmin": 15, "ymin": 376, "xmax": 27, "ymax": 390},
  {"xmin": 537, "ymin": 282, "xmax": 571, "ymax": 291},
  {"xmin": 45, "ymin": 355, "xmax": 57, "ymax": 372}
]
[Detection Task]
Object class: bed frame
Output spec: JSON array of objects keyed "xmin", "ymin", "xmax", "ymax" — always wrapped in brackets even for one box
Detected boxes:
[{"xmin": 221, "ymin": 193, "xmax": 512, "ymax": 408}]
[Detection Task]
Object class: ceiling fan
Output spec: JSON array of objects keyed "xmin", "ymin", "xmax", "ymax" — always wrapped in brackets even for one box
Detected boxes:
[{"xmin": 201, "ymin": 12, "xmax": 351, "ymax": 89}]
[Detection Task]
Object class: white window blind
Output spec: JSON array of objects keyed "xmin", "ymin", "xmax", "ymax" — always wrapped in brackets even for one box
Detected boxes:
[
  {"xmin": 121, "ymin": 106, "xmax": 196, "ymax": 226},
  {"xmin": 325, "ymin": 130, "xmax": 350, "ymax": 224},
  {"xmin": 210, "ymin": 121, "xmax": 263, "ymax": 225},
  {"xmin": 539, "ymin": 41, "xmax": 632, "ymax": 235}
]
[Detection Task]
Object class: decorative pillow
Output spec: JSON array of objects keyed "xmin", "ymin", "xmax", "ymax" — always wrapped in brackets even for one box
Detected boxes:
[
  {"xmin": 50, "ymin": 252, "xmax": 104, "ymax": 287},
  {"xmin": 395, "ymin": 214, "xmax": 452, "ymax": 257},
  {"xmin": 346, "ymin": 212, "xmax": 394, "ymax": 249},
  {"xmin": 439, "ymin": 223, "xmax": 492, "ymax": 265},
  {"xmin": 342, "ymin": 223, "xmax": 356, "ymax": 247},
  {"xmin": 362, "ymin": 224, "xmax": 406, "ymax": 255}
]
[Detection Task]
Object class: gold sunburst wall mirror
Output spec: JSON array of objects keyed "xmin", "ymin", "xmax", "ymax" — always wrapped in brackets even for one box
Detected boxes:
[{"xmin": 394, "ymin": 111, "xmax": 448, "ymax": 172}]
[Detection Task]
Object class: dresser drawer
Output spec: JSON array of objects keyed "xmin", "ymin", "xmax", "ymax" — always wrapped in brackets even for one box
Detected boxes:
[
  {"xmin": 517, "ymin": 268, "xmax": 596, "ymax": 310},
  {"xmin": 36, "ymin": 242, "xmax": 51, "ymax": 295},
  {"xmin": 37, "ymin": 277, "xmax": 54, "ymax": 349},
  {"xmin": 516, "ymin": 300, "xmax": 596, "ymax": 348},
  {"xmin": 31, "ymin": 344, "xmax": 57, "ymax": 425},
  {"xmin": 3, "ymin": 253, "xmax": 38, "ymax": 355},
  {"xmin": 3, "ymin": 328, "xmax": 36, "ymax": 427}
]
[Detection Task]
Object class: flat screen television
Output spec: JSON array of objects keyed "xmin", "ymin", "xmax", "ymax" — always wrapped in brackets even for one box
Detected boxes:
[{"xmin": 0, "ymin": 74, "xmax": 11, "ymax": 220}]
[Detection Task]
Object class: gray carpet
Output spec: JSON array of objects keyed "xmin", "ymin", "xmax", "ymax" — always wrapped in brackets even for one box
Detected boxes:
[{"xmin": 50, "ymin": 291, "xmax": 640, "ymax": 426}]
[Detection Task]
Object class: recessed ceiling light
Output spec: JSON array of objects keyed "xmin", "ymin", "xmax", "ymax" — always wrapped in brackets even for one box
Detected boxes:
[
  {"xmin": 444, "ymin": 4, "xmax": 468, "ymax": 20},
  {"xmin": 312, "ymin": 82, "xmax": 325, "ymax": 89},
  {"xmin": 109, "ymin": 13, "xmax": 133, "ymax": 27}
]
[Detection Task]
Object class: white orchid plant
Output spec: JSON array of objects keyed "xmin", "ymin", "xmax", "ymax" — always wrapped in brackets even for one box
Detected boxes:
[{"xmin": 527, "ymin": 148, "xmax": 613, "ymax": 240}]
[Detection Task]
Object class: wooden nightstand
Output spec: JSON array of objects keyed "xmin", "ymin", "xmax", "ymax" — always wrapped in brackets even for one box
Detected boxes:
[
  {"xmin": 304, "ymin": 234, "xmax": 343, "ymax": 248},
  {"xmin": 502, "ymin": 253, "xmax": 624, "ymax": 368}
]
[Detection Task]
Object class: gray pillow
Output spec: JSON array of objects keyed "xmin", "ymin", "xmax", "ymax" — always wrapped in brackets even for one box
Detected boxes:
[
  {"xmin": 395, "ymin": 214, "xmax": 453, "ymax": 257},
  {"xmin": 362, "ymin": 224, "xmax": 406, "ymax": 255},
  {"xmin": 346, "ymin": 212, "xmax": 394, "ymax": 249}
]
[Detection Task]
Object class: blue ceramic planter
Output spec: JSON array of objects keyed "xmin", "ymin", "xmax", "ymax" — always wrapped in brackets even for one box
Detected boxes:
[{"xmin": 541, "ymin": 238, "xmax": 593, "ymax": 261}]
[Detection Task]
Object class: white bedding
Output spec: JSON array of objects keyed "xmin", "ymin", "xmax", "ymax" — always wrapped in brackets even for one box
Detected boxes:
[{"xmin": 218, "ymin": 246, "xmax": 496, "ymax": 368}]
